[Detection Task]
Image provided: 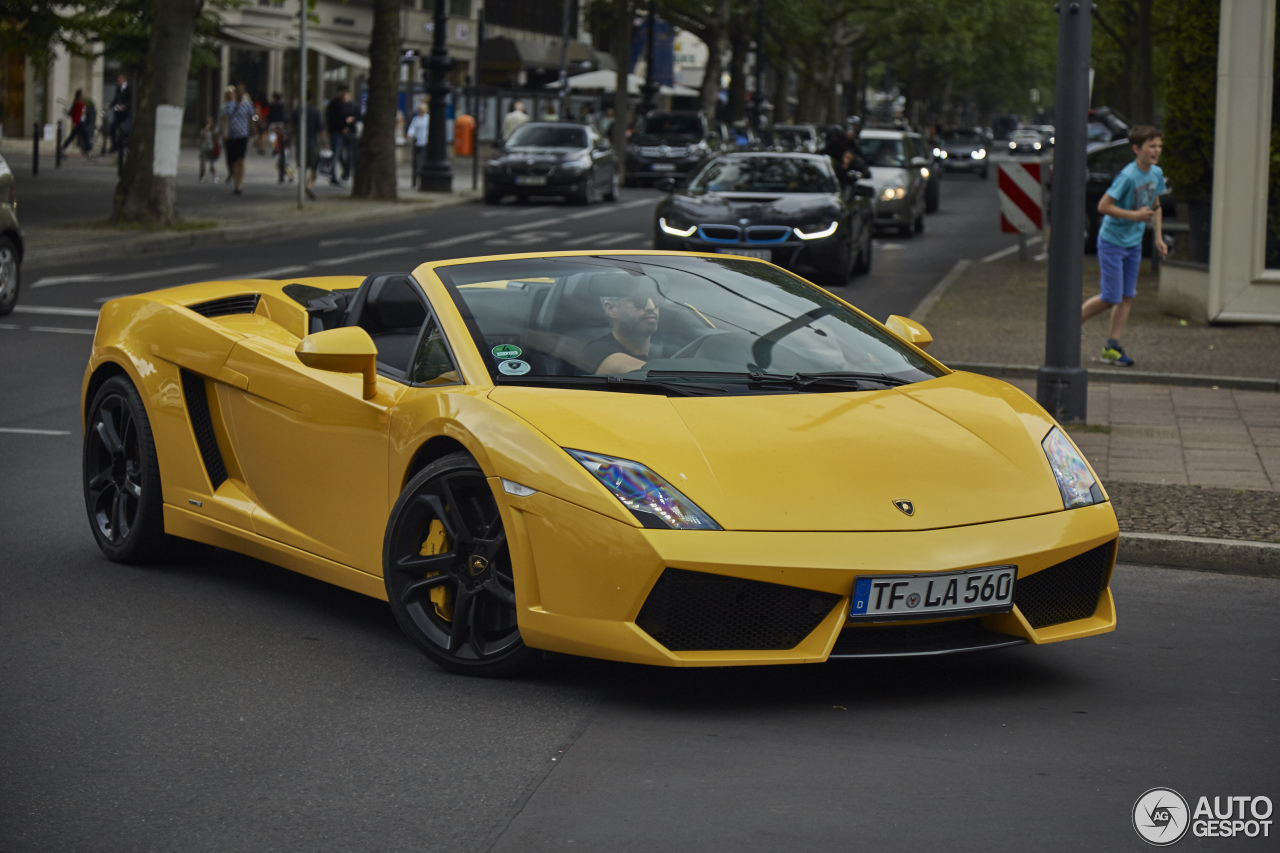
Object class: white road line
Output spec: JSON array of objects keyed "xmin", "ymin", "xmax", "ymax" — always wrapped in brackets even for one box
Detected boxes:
[
  {"xmin": 479, "ymin": 208, "xmax": 545, "ymax": 218},
  {"xmin": 319, "ymin": 229, "xmax": 423, "ymax": 248},
  {"xmin": 564, "ymin": 231, "xmax": 645, "ymax": 247},
  {"xmin": 30, "ymin": 326, "xmax": 96, "ymax": 335},
  {"xmin": 312, "ymin": 247, "xmax": 414, "ymax": 266},
  {"xmin": 31, "ymin": 262, "xmax": 217, "ymax": 289},
  {"xmin": 0, "ymin": 427, "xmax": 72, "ymax": 436},
  {"xmin": 980, "ymin": 235, "xmax": 1043, "ymax": 263},
  {"xmin": 237, "ymin": 265, "xmax": 311, "ymax": 279},
  {"xmin": 877, "ymin": 243, "xmax": 904, "ymax": 251},
  {"xmin": 618, "ymin": 198, "xmax": 656, "ymax": 210},
  {"xmin": 425, "ymin": 231, "xmax": 500, "ymax": 249},
  {"xmin": 13, "ymin": 305, "xmax": 101, "ymax": 317},
  {"xmin": 0, "ymin": 323, "xmax": 18, "ymax": 329},
  {"xmin": 505, "ymin": 217, "xmax": 566, "ymax": 232}
]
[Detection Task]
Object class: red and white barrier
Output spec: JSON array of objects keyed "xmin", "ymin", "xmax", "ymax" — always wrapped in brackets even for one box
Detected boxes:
[{"xmin": 999, "ymin": 160, "xmax": 1044, "ymax": 233}]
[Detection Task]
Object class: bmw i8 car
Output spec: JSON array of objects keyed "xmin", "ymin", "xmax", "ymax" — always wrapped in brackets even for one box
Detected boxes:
[{"xmin": 82, "ymin": 251, "xmax": 1119, "ymax": 676}]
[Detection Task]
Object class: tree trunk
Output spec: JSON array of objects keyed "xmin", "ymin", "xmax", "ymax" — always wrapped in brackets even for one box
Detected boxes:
[
  {"xmin": 699, "ymin": 0, "xmax": 730, "ymax": 122},
  {"xmin": 612, "ymin": 0, "xmax": 631, "ymax": 176},
  {"xmin": 111, "ymin": 0, "xmax": 203, "ymax": 225},
  {"xmin": 772, "ymin": 42, "xmax": 791, "ymax": 125},
  {"xmin": 353, "ymin": 0, "xmax": 400, "ymax": 200},
  {"xmin": 726, "ymin": 24, "xmax": 747, "ymax": 122}
]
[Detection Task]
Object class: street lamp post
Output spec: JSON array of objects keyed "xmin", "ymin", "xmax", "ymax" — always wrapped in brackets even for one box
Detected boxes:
[
  {"xmin": 1036, "ymin": 0, "xmax": 1092, "ymax": 422},
  {"xmin": 640, "ymin": 3, "xmax": 658, "ymax": 116},
  {"xmin": 419, "ymin": 0, "xmax": 453, "ymax": 192},
  {"xmin": 751, "ymin": 0, "xmax": 765, "ymax": 130}
]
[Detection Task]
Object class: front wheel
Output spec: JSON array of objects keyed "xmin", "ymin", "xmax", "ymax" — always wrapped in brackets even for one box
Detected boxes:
[
  {"xmin": 603, "ymin": 171, "xmax": 620, "ymax": 201},
  {"xmin": 0, "ymin": 234, "xmax": 20, "ymax": 317},
  {"xmin": 853, "ymin": 232, "xmax": 873, "ymax": 275},
  {"xmin": 383, "ymin": 453, "xmax": 535, "ymax": 677}
]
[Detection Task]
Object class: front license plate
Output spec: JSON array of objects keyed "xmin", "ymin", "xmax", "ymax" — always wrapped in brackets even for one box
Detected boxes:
[
  {"xmin": 848, "ymin": 566, "xmax": 1016, "ymax": 622},
  {"xmin": 514, "ymin": 176, "xmax": 547, "ymax": 186},
  {"xmin": 717, "ymin": 248, "xmax": 771, "ymax": 259},
  {"xmin": 651, "ymin": 163, "xmax": 677, "ymax": 171}
]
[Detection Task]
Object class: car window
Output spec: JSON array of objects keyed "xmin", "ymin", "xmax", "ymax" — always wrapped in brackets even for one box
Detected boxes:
[
  {"xmin": 506, "ymin": 125, "xmax": 588, "ymax": 148},
  {"xmin": 860, "ymin": 138, "xmax": 906, "ymax": 167},
  {"xmin": 1090, "ymin": 144, "xmax": 1132, "ymax": 176},
  {"xmin": 687, "ymin": 156, "xmax": 838, "ymax": 193},
  {"xmin": 942, "ymin": 131, "xmax": 983, "ymax": 145},
  {"xmin": 409, "ymin": 315, "xmax": 460, "ymax": 386},
  {"xmin": 639, "ymin": 114, "xmax": 704, "ymax": 136}
]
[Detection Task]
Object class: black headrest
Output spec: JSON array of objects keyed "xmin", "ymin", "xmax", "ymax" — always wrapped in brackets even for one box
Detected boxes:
[{"xmin": 347, "ymin": 273, "xmax": 426, "ymax": 333}]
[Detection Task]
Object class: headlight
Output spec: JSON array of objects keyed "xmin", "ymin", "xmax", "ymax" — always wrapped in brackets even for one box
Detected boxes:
[
  {"xmin": 971, "ymin": 148, "xmax": 987, "ymax": 159},
  {"xmin": 1050, "ymin": 136, "xmax": 1055, "ymax": 145},
  {"xmin": 658, "ymin": 217, "xmax": 696, "ymax": 237},
  {"xmin": 1009, "ymin": 141, "xmax": 1017, "ymax": 149},
  {"xmin": 879, "ymin": 183, "xmax": 906, "ymax": 201},
  {"xmin": 1033, "ymin": 142, "xmax": 1042, "ymax": 150},
  {"xmin": 794, "ymin": 221, "xmax": 838, "ymax": 240},
  {"xmin": 1041, "ymin": 427, "xmax": 1103, "ymax": 509},
  {"xmin": 938, "ymin": 150, "xmax": 948, "ymax": 159},
  {"xmin": 559, "ymin": 155, "xmax": 591, "ymax": 174},
  {"xmin": 567, "ymin": 449, "xmax": 721, "ymax": 530},
  {"xmin": 920, "ymin": 167, "xmax": 930, "ymax": 178}
]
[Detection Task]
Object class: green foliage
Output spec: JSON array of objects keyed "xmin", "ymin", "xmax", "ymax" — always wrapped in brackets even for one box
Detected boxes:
[{"xmin": 1162, "ymin": 0, "xmax": 1218, "ymax": 203}]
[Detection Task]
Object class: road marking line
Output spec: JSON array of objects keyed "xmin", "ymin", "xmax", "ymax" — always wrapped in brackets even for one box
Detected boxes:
[
  {"xmin": 425, "ymin": 231, "xmax": 500, "ymax": 248},
  {"xmin": 618, "ymin": 198, "xmax": 655, "ymax": 209},
  {"xmin": 238, "ymin": 265, "xmax": 310, "ymax": 279},
  {"xmin": 480, "ymin": 208, "xmax": 545, "ymax": 218},
  {"xmin": 505, "ymin": 217, "xmax": 566, "ymax": 232},
  {"xmin": 0, "ymin": 427, "xmax": 72, "ymax": 436},
  {"xmin": 0, "ymin": 323, "xmax": 18, "ymax": 329},
  {"xmin": 319, "ymin": 229, "xmax": 423, "ymax": 248},
  {"xmin": 31, "ymin": 262, "xmax": 218, "ymax": 289},
  {"xmin": 980, "ymin": 235, "xmax": 1043, "ymax": 263},
  {"xmin": 30, "ymin": 325, "xmax": 96, "ymax": 335},
  {"xmin": 312, "ymin": 247, "xmax": 414, "ymax": 266},
  {"xmin": 564, "ymin": 231, "xmax": 645, "ymax": 247},
  {"xmin": 13, "ymin": 305, "xmax": 101, "ymax": 317}
]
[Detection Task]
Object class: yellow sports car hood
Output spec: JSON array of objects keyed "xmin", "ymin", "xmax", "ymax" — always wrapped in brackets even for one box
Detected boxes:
[{"xmin": 489, "ymin": 372, "xmax": 1070, "ymax": 532}]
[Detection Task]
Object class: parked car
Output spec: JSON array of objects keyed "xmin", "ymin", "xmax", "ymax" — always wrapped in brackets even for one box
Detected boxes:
[
  {"xmin": 907, "ymin": 131, "xmax": 942, "ymax": 212},
  {"xmin": 937, "ymin": 129, "xmax": 990, "ymax": 179},
  {"xmin": 484, "ymin": 122, "xmax": 619, "ymax": 205},
  {"xmin": 653, "ymin": 152, "xmax": 875, "ymax": 287},
  {"xmin": 0, "ymin": 154, "xmax": 24, "ymax": 317},
  {"xmin": 1007, "ymin": 128, "xmax": 1046, "ymax": 155},
  {"xmin": 625, "ymin": 111, "xmax": 722, "ymax": 186},
  {"xmin": 858, "ymin": 129, "xmax": 930, "ymax": 236}
]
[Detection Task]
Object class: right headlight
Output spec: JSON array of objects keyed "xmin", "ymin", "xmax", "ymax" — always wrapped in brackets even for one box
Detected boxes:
[
  {"xmin": 1041, "ymin": 427, "xmax": 1103, "ymax": 509},
  {"xmin": 567, "ymin": 449, "xmax": 721, "ymax": 530},
  {"xmin": 658, "ymin": 217, "xmax": 696, "ymax": 237},
  {"xmin": 879, "ymin": 181, "xmax": 906, "ymax": 202}
]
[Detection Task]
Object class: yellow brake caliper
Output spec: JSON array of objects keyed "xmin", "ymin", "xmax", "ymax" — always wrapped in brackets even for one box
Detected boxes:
[{"xmin": 420, "ymin": 518, "xmax": 453, "ymax": 621}]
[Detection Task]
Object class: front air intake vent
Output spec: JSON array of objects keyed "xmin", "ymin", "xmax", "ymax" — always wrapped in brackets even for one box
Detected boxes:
[
  {"xmin": 180, "ymin": 369, "xmax": 227, "ymax": 489},
  {"xmin": 188, "ymin": 294, "xmax": 260, "ymax": 318},
  {"xmin": 1014, "ymin": 541, "xmax": 1114, "ymax": 628}
]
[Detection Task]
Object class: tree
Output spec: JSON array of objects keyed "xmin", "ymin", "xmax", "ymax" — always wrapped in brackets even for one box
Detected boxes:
[
  {"xmin": 111, "ymin": 0, "xmax": 204, "ymax": 225},
  {"xmin": 353, "ymin": 0, "xmax": 400, "ymax": 200}
]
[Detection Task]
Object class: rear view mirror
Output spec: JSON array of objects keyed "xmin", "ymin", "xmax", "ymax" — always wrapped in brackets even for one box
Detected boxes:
[
  {"xmin": 295, "ymin": 327, "xmax": 379, "ymax": 399},
  {"xmin": 884, "ymin": 315, "xmax": 933, "ymax": 350}
]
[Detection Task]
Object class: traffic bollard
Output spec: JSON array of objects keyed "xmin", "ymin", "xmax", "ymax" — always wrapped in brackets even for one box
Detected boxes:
[
  {"xmin": 32, "ymin": 122, "xmax": 39, "ymax": 175},
  {"xmin": 55, "ymin": 121, "xmax": 63, "ymax": 168}
]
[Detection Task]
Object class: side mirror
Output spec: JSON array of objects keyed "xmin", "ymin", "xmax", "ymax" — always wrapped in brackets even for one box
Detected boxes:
[
  {"xmin": 295, "ymin": 326, "xmax": 379, "ymax": 399},
  {"xmin": 853, "ymin": 182, "xmax": 875, "ymax": 198},
  {"xmin": 656, "ymin": 177, "xmax": 676, "ymax": 193},
  {"xmin": 910, "ymin": 156, "xmax": 928, "ymax": 167},
  {"xmin": 884, "ymin": 315, "xmax": 933, "ymax": 350}
]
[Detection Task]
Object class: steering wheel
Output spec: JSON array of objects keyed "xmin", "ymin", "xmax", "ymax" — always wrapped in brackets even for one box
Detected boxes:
[{"xmin": 670, "ymin": 329, "xmax": 737, "ymax": 359}]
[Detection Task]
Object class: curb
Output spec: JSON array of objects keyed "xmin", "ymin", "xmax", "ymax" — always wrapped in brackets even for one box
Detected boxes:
[
  {"xmin": 946, "ymin": 361, "xmax": 1280, "ymax": 393},
  {"xmin": 1118, "ymin": 532, "xmax": 1280, "ymax": 578},
  {"xmin": 910, "ymin": 258, "xmax": 970, "ymax": 323},
  {"xmin": 25, "ymin": 190, "xmax": 481, "ymax": 266}
]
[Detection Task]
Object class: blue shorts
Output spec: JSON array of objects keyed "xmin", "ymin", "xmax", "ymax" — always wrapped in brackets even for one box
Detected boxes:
[{"xmin": 1097, "ymin": 237, "xmax": 1141, "ymax": 304}]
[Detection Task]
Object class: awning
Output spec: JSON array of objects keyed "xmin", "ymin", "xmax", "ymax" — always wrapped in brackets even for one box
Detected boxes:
[
  {"xmin": 544, "ymin": 70, "xmax": 699, "ymax": 98},
  {"xmin": 306, "ymin": 39, "xmax": 371, "ymax": 71},
  {"xmin": 219, "ymin": 27, "xmax": 371, "ymax": 71},
  {"xmin": 221, "ymin": 27, "xmax": 293, "ymax": 51}
]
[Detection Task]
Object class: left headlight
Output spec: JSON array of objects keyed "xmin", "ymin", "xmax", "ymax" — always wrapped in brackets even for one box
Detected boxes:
[
  {"xmin": 658, "ymin": 217, "xmax": 696, "ymax": 237},
  {"xmin": 1042, "ymin": 427, "xmax": 1103, "ymax": 509},
  {"xmin": 879, "ymin": 181, "xmax": 906, "ymax": 201},
  {"xmin": 567, "ymin": 449, "xmax": 721, "ymax": 530},
  {"xmin": 559, "ymin": 155, "xmax": 591, "ymax": 174},
  {"xmin": 971, "ymin": 148, "xmax": 987, "ymax": 159},
  {"xmin": 794, "ymin": 221, "xmax": 838, "ymax": 240}
]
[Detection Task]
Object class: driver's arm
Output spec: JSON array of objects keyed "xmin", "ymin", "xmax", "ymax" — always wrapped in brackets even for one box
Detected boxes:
[{"xmin": 594, "ymin": 352, "xmax": 648, "ymax": 374}]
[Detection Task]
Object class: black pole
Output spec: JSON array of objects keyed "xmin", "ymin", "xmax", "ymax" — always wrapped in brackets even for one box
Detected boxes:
[
  {"xmin": 55, "ymin": 120, "xmax": 63, "ymax": 168},
  {"xmin": 32, "ymin": 123, "xmax": 39, "ymax": 175},
  {"xmin": 473, "ymin": 10, "xmax": 485, "ymax": 191},
  {"xmin": 1036, "ymin": 0, "xmax": 1092, "ymax": 423},
  {"xmin": 419, "ymin": 0, "xmax": 453, "ymax": 192},
  {"xmin": 752, "ymin": 0, "xmax": 764, "ymax": 129},
  {"xmin": 557, "ymin": 0, "xmax": 572, "ymax": 118},
  {"xmin": 640, "ymin": 4, "xmax": 658, "ymax": 116}
]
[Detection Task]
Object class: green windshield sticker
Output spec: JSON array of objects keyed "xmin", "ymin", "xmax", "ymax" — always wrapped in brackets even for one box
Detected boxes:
[{"xmin": 492, "ymin": 344, "xmax": 522, "ymax": 359}]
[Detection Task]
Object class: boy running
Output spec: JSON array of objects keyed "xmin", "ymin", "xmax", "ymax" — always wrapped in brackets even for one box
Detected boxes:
[{"xmin": 1081, "ymin": 125, "xmax": 1168, "ymax": 366}]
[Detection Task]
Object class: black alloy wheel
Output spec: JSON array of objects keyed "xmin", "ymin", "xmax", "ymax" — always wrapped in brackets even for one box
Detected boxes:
[
  {"xmin": 853, "ymin": 229, "xmax": 873, "ymax": 275},
  {"xmin": 603, "ymin": 171, "xmax": 619, "ymax": 201},
  {"xmin": 82, "ymin": 374, "xmax": 168, "ymax": 563},
  {"xmin": 0, "ymin": 234, "xmax": 19, "ymax": 317},
  {"xmin": 383, "ymin": 453, "xmax": 534, "ymax": 676}
]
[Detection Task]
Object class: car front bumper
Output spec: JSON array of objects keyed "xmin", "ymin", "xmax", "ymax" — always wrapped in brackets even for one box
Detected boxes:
[
  {"xmin": 942, "ymin": 154, "xmax": 987, "ymax": 172},
  {"xmin": 627, "ymin": 155, "xmax": 703, "ymax": 180},
  {"xmin": 504, "ymin": 491, "xmax": 1119, "ymax": 667},
  {"xmin": 651, "ymin": 231, "xmax": 845, "ymax": 271},
  {"xmin": 486, "ymin": 171, "xmax": 590, "ymax": 197}
]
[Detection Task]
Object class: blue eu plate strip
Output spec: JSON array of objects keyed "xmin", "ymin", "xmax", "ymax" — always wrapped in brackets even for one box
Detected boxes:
[{"xmin": 851, "ymin": 578, "xmax": 872, "ymax": 615}]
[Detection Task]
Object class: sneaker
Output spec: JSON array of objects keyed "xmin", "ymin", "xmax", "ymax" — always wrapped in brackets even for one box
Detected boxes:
[{"xmin": 1100, "ymin": 343, "xmax": 1134, "ymax": 366}]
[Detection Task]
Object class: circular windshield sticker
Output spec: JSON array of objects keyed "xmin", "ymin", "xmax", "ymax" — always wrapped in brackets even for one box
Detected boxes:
[
  {"xmin": 497, "ymin": 359, "xmax": 531, "ymax": 376},
  {"xmin": 492, "ymin": 344, "xmax": 522, "ymax": 359}
]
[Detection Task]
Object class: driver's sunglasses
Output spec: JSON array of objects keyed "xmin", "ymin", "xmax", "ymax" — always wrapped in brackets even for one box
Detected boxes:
[{"xmin": 623, "ymin": 295, "xmax": 657, "ymax": 309}]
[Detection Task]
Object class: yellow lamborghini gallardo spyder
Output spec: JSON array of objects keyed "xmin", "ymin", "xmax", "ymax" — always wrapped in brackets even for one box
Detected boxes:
[{"xmin": 81, "ymin": 251, "xmax": 1118, "ymax": 675}]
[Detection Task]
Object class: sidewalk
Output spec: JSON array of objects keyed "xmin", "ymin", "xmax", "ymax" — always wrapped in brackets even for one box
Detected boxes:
[
  {"xmin": 4, "ymin": 139, "xmax": 488, "ymax": 264},
  {"xmin": 915, "ymin": 252, "xmax": 1280, "ymax": 572}
]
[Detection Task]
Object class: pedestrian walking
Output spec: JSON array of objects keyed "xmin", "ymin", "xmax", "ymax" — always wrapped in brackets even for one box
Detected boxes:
[
  {"xmin": 220, "ymin": 84, "xmax": 256, "ymax": 195},
  {"xmin": 198, "ymin": 116, "xmax": 220, "ymax": 183},
  {"xmin": 294, "ymin": 94, "xmax": 324, "ymax": 201},
  {"xmin": 501, "ymin": 100, "xmax": 529, "ymax": 140},
  {"xmin": 325, "ymin": 86, "xmax": 355, "ymax": 185},
  {"xmin": 108, "ymin": 74, "xmax": 131, "ymax": 153},
  {"xmin": 60, "ymin": 89, "xmax": 95, "ymax": 158},
  {"xmin": 265, "ymin": 93, "xmax": 292, "ymax": 183},
  {"xmin": 406, "ymin": 101, "xmax": 429, "ymax": 189},
  {"xmin": 1080, "ymin": 124, "xmax": 1168, "ymax": 367}
]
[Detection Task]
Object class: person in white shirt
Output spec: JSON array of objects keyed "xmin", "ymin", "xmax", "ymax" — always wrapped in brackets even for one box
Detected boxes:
[
  {"xmin": 501, "ymin": 101, "xmax": 529, "ymax": 140},
  {"xmin": 406, "ymin": 101, "xmax": 429, "ymax": 188}
]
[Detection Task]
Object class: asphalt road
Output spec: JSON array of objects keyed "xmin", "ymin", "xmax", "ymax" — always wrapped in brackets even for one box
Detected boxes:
[{"xmin": 3, "ymin": 172, "xmax": 1275, "ymax": 851}]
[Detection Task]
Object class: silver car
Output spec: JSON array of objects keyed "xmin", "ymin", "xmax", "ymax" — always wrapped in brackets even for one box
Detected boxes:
[
  {"xmin": 857, "ymin": 129, "xmax": 930, "ymax": 237},
  {"xmin": 0, "ymin": 155, "xmax": 23, "ymax": 317}
]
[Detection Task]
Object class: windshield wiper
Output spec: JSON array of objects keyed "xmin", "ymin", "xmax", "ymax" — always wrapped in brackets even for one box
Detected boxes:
[
  {"xmin": 646, "ymin": 369, "xmax": 910, "ymax": 391},
  {"xmin": 494, "ymin": 375, "xmax": 729, "ymax": 397}
]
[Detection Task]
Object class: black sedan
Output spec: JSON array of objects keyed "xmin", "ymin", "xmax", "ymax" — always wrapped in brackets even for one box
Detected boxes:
[
  {"xmin": 484, "ymin": 123, "xmax": 619, "ymax": 204},
  {"xmin": 653, "ymin": 153, "xmax": 875, "ymax": 288}
]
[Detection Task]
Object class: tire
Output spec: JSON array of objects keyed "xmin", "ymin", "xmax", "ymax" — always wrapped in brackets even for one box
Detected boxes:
[
  {"xmin": 926, "ymin": 184, "xmax": 939, "ymax": 214},
  {"xmin": 603, "ymin": 171, "xmax": 620, "ymax": 201},
  {"xmin": 569, "ymin": 173, "xmax": 593, "ymax": 205},
  {"xmin": 383, "ymin": 452, "xmax": 535, "ymax": 677},
  {"xmin": 980, "ymin": 167, "xmax": 989, "ymax": 180},
  {"xmin": 483, "ymin": 187, "xmax": 503, "ymax": 205},
  {"xmin": 0, "ymin": 234, "xmax": 19, "ymax": 317},
  {"xmin": 853, "ymin": 231, "xmax": 872, "ymax": 275},
  {"xmin": 914, "ymin": 212, "xmax": 925, "ymax": 234},
  {"xmin": 83, "ymin": 374, "xmax": 169, "ymax": 563}
]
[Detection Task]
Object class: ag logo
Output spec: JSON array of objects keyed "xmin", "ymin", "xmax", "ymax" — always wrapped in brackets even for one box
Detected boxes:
[
  {"xmin": 1133, "ymin": 788, "xmax": 1190, "ymax": 846},
  {"xmin": 892, "ymin": 499, "xmax": 914, "ymax": 516}
]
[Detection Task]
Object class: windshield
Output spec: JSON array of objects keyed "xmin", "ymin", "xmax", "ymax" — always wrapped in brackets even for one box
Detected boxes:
[
  {"xmin": 687, "ymin": 156, "xmax": 837, "ymax": 194},
  {"xmin": 859, "ymin": 138, "xmax": 906, "ymax": 167},
  {"xmin": 506, "ymin": 125, "xmax": 588, "ymax": 148},
  {"xmin": 434, "ymin": 255, "xmax": 942, "ymax": 393},
  {"xmin": 1087, "ymin": 123, "xmax": 1112, "ymax": 143},
  {"xmin": 942, "ymin": 131, "xmax": 984, "ymax": 146},
  {"xmin": 638, "ymin": 114, "xmax": 703, "ymax": 136}
]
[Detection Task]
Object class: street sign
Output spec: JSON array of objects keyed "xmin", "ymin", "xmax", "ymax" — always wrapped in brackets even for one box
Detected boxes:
[{"xmin": 999, "ymin": 160, "xmax": 1043, "ymax": 234}]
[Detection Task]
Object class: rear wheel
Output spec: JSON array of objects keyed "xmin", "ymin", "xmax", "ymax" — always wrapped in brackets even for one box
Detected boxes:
[
  {"xmin": 383, "ymin": 453, "xmax": 535, "ymax": 677},
  {"xmin": 603, "ymin": 171, "xmax": 620, "ymax": 201},
  {"xmin": 0, "ymin": 234, "xmax": 19, "ymax": 317},
  {"xmin": 83, "ymin": 374, "xmax": 169, "ymax": 563}
]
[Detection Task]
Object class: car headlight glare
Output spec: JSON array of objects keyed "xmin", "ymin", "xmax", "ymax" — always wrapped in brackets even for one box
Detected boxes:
[
  {"xmin": 1041, "ymin": 427, "xmax": 1103, "ymax": 509},
  {"xmin": 567, "ymin": 449, "xmax": 721, "ymax": 530},
  {"xmin": 938, "ymin": 150, "xmax": 948, "ymax": 159},
  {"xmin": 794, "ymin": 221, "xmax": 838, "ymax": 240},
  {"xmin": 658, "ymin": 217, "xmax": 696, "ymax": 237},
  {"xmin": 1009, "ymin": 141, "xmax": 1016, "ymax": 149},
  {"xmin": 1033, "ymin": 142, "xmax": 1042, "ymax": 150},
  {"xmin": 971, "ymin": 148, "xmax": 987, "ymax": 159},
  {"xmin": 920, "ymin": 167, "xmax": 930, "ymax": 178},
  {"xmin": 879, "ymin": 184, "xmax": 906, "ymax": 201},
  {"xmin": 932, "ymin": 147, "xmax": 941, "ymax": 157}
]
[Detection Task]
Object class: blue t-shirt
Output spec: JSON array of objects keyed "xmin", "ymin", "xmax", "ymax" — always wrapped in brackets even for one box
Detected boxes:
[{"xmin": 1098, "ymin": 161, "xmax": 1166, "ymax": 248}]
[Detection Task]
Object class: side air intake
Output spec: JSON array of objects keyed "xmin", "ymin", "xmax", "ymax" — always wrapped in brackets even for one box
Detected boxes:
[
  {"xmin": 188, "ymin": 294, "xmax": 261, "ymax": 318},
  {"xmin": 180, "ymin": 369, "xmax": 228, "ymax": 489}
]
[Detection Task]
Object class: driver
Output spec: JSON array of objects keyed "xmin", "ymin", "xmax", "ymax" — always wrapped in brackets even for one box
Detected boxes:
[{"xmin": 584, "ymin": 274, "xmax": 662, "ymax": 374}]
